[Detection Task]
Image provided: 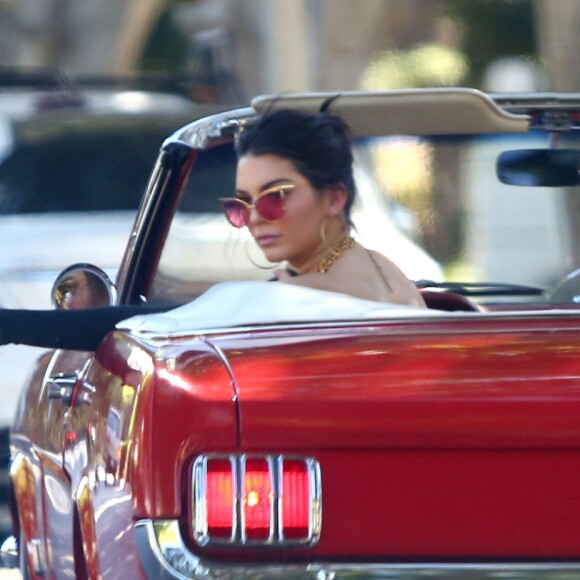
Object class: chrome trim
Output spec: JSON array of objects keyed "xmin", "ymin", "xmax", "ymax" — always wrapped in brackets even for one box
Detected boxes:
[
  {"xmin": 129, "ymin": 307, "xmax": 580, "ymax": 345},
  {"xmin": 135, "ymin": 519, "xmax": 580, "ymax": 580},
  {"xmin": 304, "ymin": 457, "xmax": 322, "ymax": 542},
  {"xmin": 8, "ymin": 451, "xmax": 48, "ymax": 576},
  {"xmin": 491, "ymin": 92, "xmax": 580, "ymax": 110},
  {"xmin": 29, "ymin": 538, "xmax": 44, "ymax": 576},
  {"xmin": 170, "ymin": 106, "xmax": 255, "ymax": 149},
  {"xmin": 46, "ymin": 373, "xmax": 78, "ymax": 405},
  {"xmin": 75, "ymin": 379, "xmax": 96, "ymax": 406},
  {"xmin": 0, "ymin": 535, "xmax": 18, "ymax": 568}
]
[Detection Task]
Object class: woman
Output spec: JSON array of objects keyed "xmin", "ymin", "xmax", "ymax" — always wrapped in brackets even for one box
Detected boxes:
[
  {"xmin": 0, "ymin": 109, "xmax": 424, "ymax": 351},
  {"xmin": 223, "ymin": 108, "xmax": 425, "ymax": 306}
]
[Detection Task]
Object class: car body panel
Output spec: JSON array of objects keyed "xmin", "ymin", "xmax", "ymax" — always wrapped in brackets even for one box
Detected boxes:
[
  {"xmin": 112, "ymin": 309, "xmax": 580, "ymax": 560},
  {"xmin": 217, "ymin": 314, "xmax": 580, "ymax": 451}
]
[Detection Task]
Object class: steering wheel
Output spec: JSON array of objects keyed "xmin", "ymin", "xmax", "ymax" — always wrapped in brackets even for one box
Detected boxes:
[{"xmin": 548, "ymin": 268, "xmax": 580, "ymax": 304}]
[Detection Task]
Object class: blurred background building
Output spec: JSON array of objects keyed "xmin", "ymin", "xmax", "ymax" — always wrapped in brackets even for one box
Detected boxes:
[
  {"xmin": 2, "ymin": 0, "xmax": 580, "ymax": 300},
  {"xmin": 1, "ymin": 0, "xmax": 579, "ymax": 97}
]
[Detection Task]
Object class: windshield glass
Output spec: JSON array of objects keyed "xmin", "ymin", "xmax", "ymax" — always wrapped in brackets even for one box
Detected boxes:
[
  {"xmin": 148, "ymin": 130, "xmax": 580, "ymax": 306},
  {"xmin": 366, "ymin": 131, "xmax": 578, "ymax": 290}
]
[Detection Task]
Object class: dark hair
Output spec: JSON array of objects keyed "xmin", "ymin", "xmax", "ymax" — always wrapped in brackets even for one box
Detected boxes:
[{"xmin": 236, "ymin": 109, "xmax": 356, "ymax": 226}]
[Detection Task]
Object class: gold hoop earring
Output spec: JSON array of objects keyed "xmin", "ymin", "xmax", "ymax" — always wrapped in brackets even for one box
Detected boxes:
[
  {"xmin": 244, "ymin": 240, "xmax": 278, "ymax": 270},
  {"xmin": 320, "ymin": 218, "xmax": 333, "ymax": 253},
  {"xmin": 319, "ymin": 216, "xmax": 351, "ymax": 254}
]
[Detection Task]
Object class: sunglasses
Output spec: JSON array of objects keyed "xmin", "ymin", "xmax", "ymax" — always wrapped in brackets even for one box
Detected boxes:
[{"xmin": 220, "ymin": 184, "xmax": 295, "ymax": 228}]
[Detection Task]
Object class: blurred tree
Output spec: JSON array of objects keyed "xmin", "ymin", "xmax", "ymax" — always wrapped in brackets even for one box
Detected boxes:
[
  {"xmin": 362, "ymin": 44, "xmax": 467, "ymax": 89},
  {"xmin": 536, "ymin": 0, "xmax": 580, "ymax": 90},
  {"xmin": 0, "ymin": 0, "xmax": 126, "ymax": 73},
  {"xmin": 535, "ymin": 0, "xmax": 580, "ymax": 268},
  {"xmin": 140, "ymin": 5, "xmax": 189, "ymax": 72},
  {"xmin": 444, "ymin": 0, "xmax": 537, "ymax": 87},
  {"xmin": 314, "ymin": 0, "xmax": 446, "ymax": 91},
  {"xmin": 114, "ymin": 0, "xmax": 166, "ymax": 75}
]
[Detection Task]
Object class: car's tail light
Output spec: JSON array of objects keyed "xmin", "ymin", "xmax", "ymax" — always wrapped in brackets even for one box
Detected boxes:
[
  {"xmin": 281, "ymin": 459, "xmax": 311, "ymax": 539},
  {"xmin": 243, "ymin": 458, "xmax": 273, "ymax": 540},
  {"xmin": 192, "ymin": 454, "xmax": 321, "ymax": 547},
  {"xmin": 205, "ymin": 457, "xmax": 235, "ymax": 540}
]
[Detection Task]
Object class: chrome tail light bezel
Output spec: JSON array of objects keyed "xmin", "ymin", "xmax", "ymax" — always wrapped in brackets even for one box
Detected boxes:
[{"xmin": 192, "ymin": 453, "xmax": 322, "ymax": 548}]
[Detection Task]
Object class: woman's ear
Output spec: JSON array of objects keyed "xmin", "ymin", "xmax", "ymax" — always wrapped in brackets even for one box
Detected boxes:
[{"xmin": 325, "ymin": 184, "xmax": 348, "ymax": 216}]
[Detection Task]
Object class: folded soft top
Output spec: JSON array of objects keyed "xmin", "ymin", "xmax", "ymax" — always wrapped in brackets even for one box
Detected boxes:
[{"xmin": 118, "ymin": 280, "xmax": 436, "ymax": 335}]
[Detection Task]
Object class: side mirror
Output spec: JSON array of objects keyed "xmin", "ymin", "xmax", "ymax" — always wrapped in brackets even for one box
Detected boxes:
[
  {"xmin": 51, "ymin": 264, "xmax": 117, "ymax": 310},
  {"xmin": 497, "ymin": 149, "xmax": 580, "ymax": 186}
]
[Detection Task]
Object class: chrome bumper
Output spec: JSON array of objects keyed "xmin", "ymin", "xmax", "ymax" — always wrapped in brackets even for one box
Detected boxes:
[
  {"xmin": 135, "ymin": 519, "xmax": 580, "ymax": 579},
  {"xmin": 0, "ymin": 535, "xmax": 18, "ymax": 569}
]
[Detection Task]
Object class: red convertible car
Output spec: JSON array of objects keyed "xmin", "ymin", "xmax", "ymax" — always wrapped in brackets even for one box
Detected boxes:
[{"xmin": 3, "ymin": 89, "xmax": 580, "ymax": 578}]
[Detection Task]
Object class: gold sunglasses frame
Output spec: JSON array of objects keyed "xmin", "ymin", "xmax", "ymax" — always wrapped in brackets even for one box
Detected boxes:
[{"xmin": 219, "ymin": 183, "xmax": 296, "ymax": 221}]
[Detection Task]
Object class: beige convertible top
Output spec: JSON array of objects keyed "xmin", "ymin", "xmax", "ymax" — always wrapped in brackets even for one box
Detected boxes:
[{"xmin": 251, "ymin": 88, "xmax": 530, "ymax": 136}]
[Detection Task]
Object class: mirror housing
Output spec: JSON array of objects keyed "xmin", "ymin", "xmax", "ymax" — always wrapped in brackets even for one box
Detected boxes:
[
  {"xmin": 51, "ymin": 264, "xmax": 117, "ymax": 310},
  {"xmin": 497, "ymin": 149, "xmax": 580, "ymax": 186}
]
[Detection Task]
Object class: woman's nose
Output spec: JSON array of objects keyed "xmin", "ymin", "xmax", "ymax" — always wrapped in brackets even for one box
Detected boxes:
[{"xmin": 247, "ymin": 205, "xmax": 265, "ymax": 225}]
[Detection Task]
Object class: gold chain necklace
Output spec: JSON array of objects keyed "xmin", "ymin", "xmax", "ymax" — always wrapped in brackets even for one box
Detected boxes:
[{"xmin": 317, "ymin": 236, "xmax": 355, "ymax": 273}]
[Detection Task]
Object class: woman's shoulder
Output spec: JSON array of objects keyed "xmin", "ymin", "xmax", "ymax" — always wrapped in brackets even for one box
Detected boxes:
[
  {"xmin": 362, "ymin": 246, "xmax": 404, "ymax": 274},
  {"xmin": 337, "ymin": 244, "xmax": 426, "ymax": 306}
]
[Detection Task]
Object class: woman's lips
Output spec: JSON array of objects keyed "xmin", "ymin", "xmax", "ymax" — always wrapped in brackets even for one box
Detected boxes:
[{"xmin": 255, "ymin": 234, "xmax": 280, "ymax": 247}]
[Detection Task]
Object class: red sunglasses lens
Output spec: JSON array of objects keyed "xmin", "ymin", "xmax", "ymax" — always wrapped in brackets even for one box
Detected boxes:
[
  {"xmin": 255, "ymin": 190, "xmax": 285, "ymax": 221},
  {"xmin": 222, "ymin": 200, "xmax": 249, "ymax": 228}
]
